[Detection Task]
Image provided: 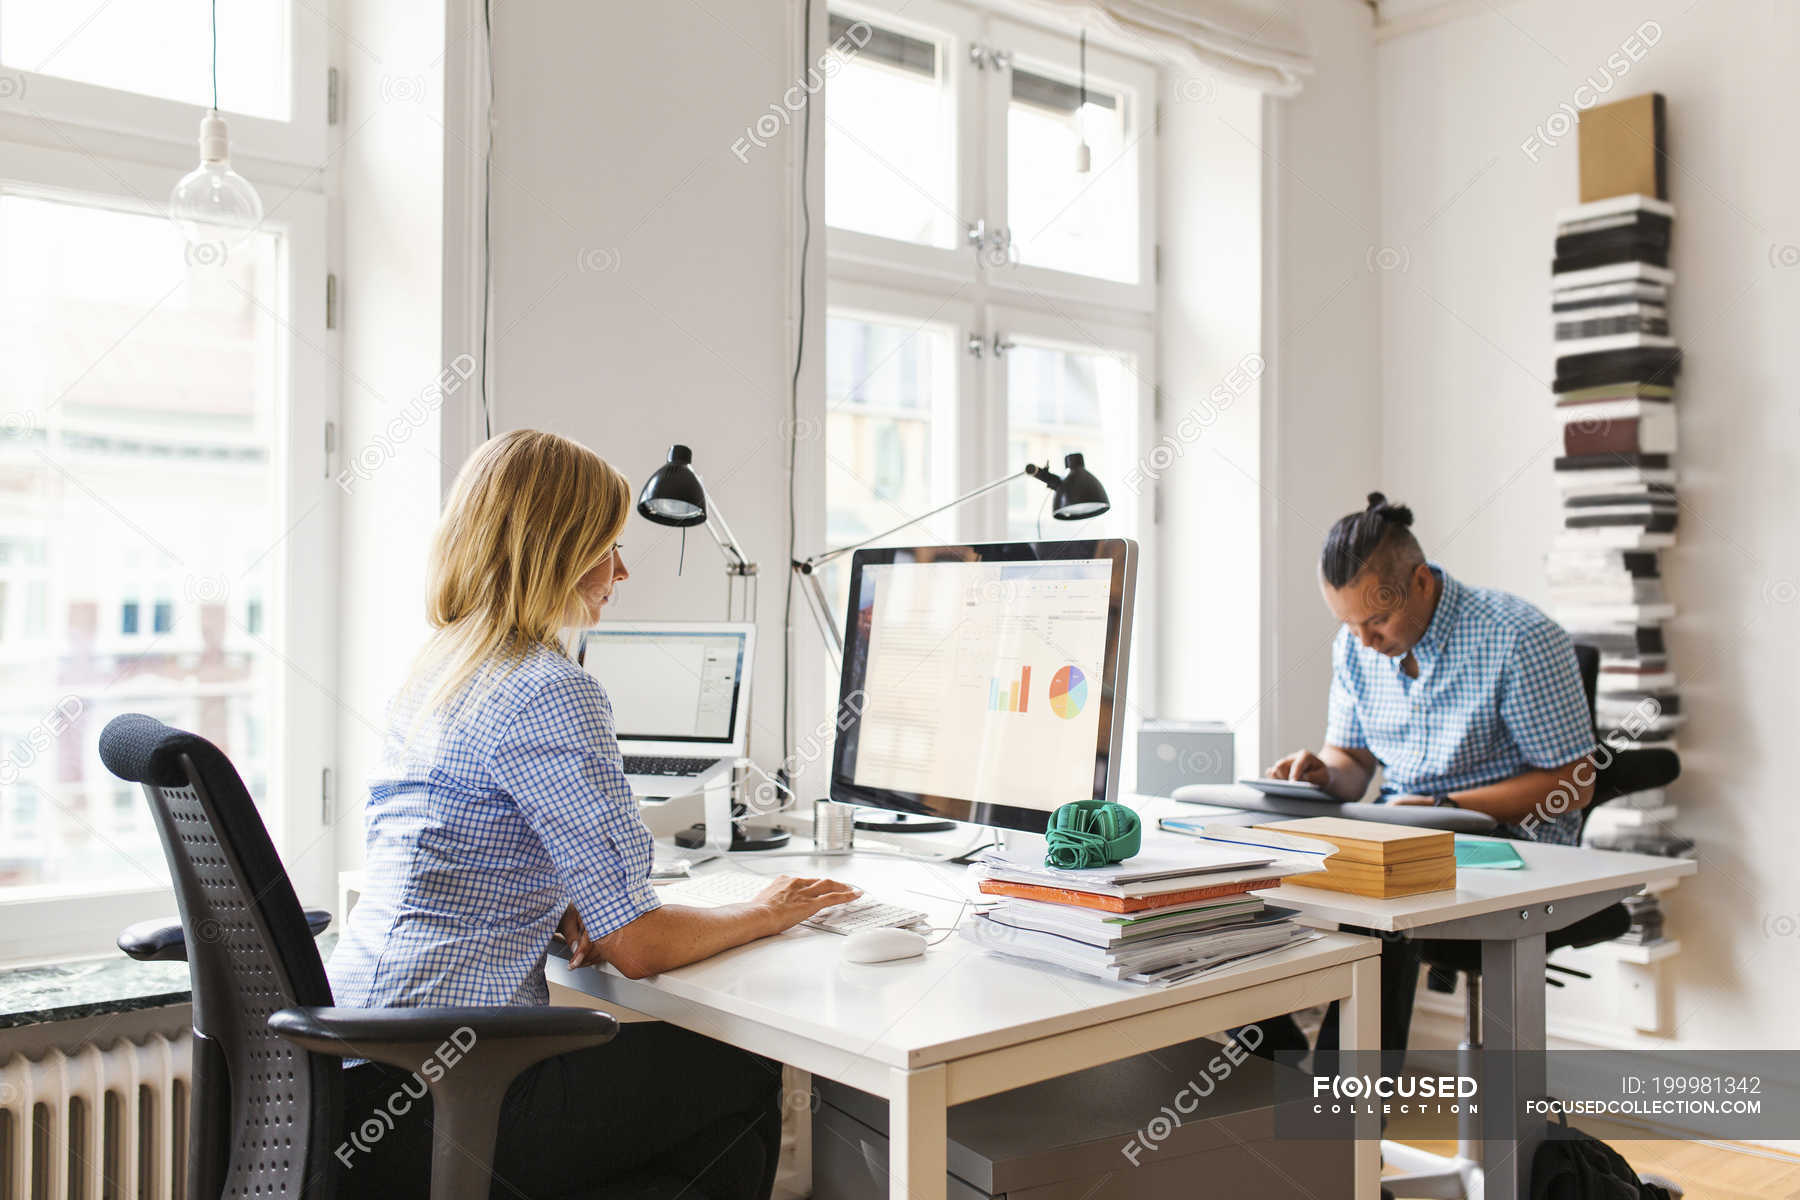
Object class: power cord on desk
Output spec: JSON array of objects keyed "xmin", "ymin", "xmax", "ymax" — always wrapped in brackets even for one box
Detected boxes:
[
  {"xmin": 919, "ymin": 895, "xmax": 976, "ymax": 946},
  {"xmin": 726, "ymin": 834, "xmax": 999, "ymax": 865}
]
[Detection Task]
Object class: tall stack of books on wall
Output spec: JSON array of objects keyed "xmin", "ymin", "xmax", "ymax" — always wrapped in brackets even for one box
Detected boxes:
[
  {"xmin": 1548, "ymin": 93, "xmax": 1687, "ymax": 949},
  {"xmin": 964, "ymin": 845, "xmax": 1318, "ymax": 986}
]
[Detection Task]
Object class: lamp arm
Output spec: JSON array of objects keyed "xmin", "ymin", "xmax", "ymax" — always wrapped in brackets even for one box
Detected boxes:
[
  {"xmin": 701, "ymin": 484, "xmax": 754, "ymax": 572},
  {"xmin": 798, "ymin": 566, "xmax": 844, "ymax": 663},
  {"xmin": 797, "ymin": 467, "xmax": 1035, "ymax": 572}
]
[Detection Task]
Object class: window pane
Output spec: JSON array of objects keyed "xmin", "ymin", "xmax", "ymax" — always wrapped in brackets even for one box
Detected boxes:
[
  {"xmin": 1005, "ymin": 341, "xmax": 1137, "ymax": 539},
  {"xmin": 823, "ymin": 313, "xmax": 956, "ymax": 633},
  {"xmin": 1, "ymin": 1, "xmax": 291, "ymax": 120},
  {"xmin": 0, "ymin": 192, "xmax": 285, "ymax": 895},
  {"xmin": 825, "ymin": 12, "xmax": 957, "ymax": 249},
  {"xmin": 1007, "ymin": 68, "xmax": 1138, "ymax": 282}
]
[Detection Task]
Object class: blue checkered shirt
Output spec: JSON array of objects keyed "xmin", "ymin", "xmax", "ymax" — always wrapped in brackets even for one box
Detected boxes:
[
  {"xmin": 1325, "ymin": 564, "xmax": 1596, "ymax": 844},
  {"xmin": 328, "ymin": 642, "xmax": 659, "ymax": 1010}
]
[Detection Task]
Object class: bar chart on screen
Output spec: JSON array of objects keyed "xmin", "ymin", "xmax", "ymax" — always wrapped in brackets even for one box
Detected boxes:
[{"xmin": 989, "ymin": 665, "xmax": 1032, "ymax": 712}]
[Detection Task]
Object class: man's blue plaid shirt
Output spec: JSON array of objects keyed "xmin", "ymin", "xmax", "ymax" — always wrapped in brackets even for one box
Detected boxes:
[
  {"xmin": 329, "ymin": 641, "xmax": 659, "ymax": 1008},
  {"xmin": 1325, "ymin": 564, "xmax": 1596, "ymax": 844}
]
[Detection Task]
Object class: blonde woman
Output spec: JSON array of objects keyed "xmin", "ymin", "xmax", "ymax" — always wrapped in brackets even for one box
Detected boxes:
[{"xmin": 329, "ymin": 430, "xmax": 856, "ymax": 1200}]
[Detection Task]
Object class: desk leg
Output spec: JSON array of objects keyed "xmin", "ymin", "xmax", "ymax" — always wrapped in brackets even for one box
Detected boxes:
[
  {"xmin": 1338, "ymin": 954, "xmax": 1382, "ymax": 1200},
  {"xmin": 888, "ymin": 1064, "xmax": 947, "ymax": 1200},
  {"xmin": 1480, "ymin": 933, "xmax": 1547, "ymax": 1200}
]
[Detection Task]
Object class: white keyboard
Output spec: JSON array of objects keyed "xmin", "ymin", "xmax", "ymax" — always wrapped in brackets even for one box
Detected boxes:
[{"xmin": 657, "ymin": 870, "xmax": 928, "ymax": 934}]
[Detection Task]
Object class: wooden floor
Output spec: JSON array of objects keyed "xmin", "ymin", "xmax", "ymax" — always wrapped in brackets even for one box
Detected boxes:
[{"xmin": 1387, "ymin": 1127, "xmax": 1800, "ymax": 1199}]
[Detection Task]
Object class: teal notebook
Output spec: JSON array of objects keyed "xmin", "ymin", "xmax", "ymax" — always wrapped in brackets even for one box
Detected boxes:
[{"xmin": 1455, "ymin": 839, "xmax": 1525, "ymax": 870}]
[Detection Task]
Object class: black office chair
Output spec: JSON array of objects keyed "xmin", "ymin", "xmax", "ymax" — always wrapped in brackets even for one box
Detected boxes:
[
  {"xmin": 1384, "ymin": 645, "xmax": 1682, "ymax": 1197},
  {"xmin": 102, "ymin": 713, "xmax": 620, "ymax": 1200},
  {"xmin": 1418, "ymin": 643, "xmax": 1682, "ymax": 987}
]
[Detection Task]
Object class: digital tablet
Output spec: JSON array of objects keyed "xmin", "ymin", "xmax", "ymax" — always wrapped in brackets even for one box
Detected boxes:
[{"xmin": 1237, "ymin": 777, "xmax": 1343, "ymax": 801}]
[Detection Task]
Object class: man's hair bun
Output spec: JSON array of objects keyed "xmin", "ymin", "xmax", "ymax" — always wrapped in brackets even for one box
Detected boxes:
[
  {"xmin": 1321, "ymin": 492, "xmax": 1421, "ymax": 587},
  {"xmin": 1365, "ymin": 492, "xmax": 1414, "ymax": 528}
]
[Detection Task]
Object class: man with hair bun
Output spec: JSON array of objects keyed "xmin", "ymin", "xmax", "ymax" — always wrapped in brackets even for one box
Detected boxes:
[{"xmin": 1259, "ymin": 492, "xmax": 1599, "ymax": 1059}]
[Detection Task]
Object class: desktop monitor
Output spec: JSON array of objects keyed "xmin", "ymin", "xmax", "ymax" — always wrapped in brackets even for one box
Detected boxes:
[
  {"xmin": 829, "ymin": 540, "xmax": 1137, "ymax": 833},
  {"xmin": 577, "ymin": 621, "xmax": 755, "ymax": 758}
]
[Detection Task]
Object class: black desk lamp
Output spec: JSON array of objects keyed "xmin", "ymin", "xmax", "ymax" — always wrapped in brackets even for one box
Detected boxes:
[{"xmin": 636, "ymin": 444, "xmax": 786, "ymax": 850}]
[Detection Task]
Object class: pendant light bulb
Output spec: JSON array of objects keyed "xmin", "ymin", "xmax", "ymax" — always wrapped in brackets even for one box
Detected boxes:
[
  {"xmin": 1073, "ymin": 29, "xmax": 1092, "ymax": 173},
  {"xmin": 169, "ymin": 109, "xmax": 263, "ymax": 243}
]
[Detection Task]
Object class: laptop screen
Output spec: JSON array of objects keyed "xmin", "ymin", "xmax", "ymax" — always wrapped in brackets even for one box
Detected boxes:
[{"xmin": 579, "ymin": 627, "xmax": 749, "ymax": 746}]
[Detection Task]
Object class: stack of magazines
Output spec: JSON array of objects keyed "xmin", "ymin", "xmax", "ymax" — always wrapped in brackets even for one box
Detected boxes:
[{"xmin": 964, "ymin": 843, "xmax": 1325, "ymax": 986}]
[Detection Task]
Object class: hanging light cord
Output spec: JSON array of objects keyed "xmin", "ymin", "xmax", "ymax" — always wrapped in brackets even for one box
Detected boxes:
[
  {"xmin": 1078, "ymin": 29, "xmax": 1086, "ymax": 112},
  {"xmin": 210, "ymin": 0, "xmax": 219, "ymax": 110}
]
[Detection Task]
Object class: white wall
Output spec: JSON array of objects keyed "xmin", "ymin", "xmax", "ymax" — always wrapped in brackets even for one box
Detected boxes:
[
  {"xmin": 1155, "ymin": 72, "xmax": 1267, "ymax": 775},
  {"xmin": 472, "ymin": 0, "xmax": 1385, "ymax": 793},
  {"xmin": 483, "ymin": 0, "xmax": 811, "ymax": 774},
  {"xmin": 1377, "ymin": 0, "xmax": 1800, "ymax": 1049},
  {"xmin": 1261, "ymin": 0, "xmax": 1384, "ymax": 766}
]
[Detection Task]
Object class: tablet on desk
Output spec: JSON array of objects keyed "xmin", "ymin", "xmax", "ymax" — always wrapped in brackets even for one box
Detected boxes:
[{"xmin": 1237, "ymin": 777, "xmax": 1344, "ymax": 802}]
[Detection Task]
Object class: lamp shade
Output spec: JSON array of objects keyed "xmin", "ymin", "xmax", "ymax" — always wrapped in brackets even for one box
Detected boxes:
[
  {"xmin": 637, "ymin": 444, "xmax": 708, "ymax": 526},
  {"xmin": 1050, "ymin": 453, "xmax": 1110, "ymax": 519}
]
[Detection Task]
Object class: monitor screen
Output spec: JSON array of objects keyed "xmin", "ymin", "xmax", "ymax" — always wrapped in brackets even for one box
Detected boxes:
[
  {"xmin": 579, "ymin": 627, "xmax": 749, "ymax": 744},
  {"xmin": 830, "ymin": 540, "xmax": 1136, "ymax": 832}
]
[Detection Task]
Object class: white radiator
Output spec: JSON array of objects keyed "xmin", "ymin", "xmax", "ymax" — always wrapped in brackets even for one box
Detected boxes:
[{"xmin": 0, "ymin": 1031, "xmax": 191, "ymax": 1200}]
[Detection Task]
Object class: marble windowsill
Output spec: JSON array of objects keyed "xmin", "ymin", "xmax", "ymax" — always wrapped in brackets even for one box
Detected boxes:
[{"xmin": 0, "ymin": 933, "xmax": 338, "ymax": 1030}]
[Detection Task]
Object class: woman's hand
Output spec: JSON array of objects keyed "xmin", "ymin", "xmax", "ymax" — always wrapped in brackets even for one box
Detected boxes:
[
  {"xmin": 751, "ymin": 875, "xmax": 862, "ymax": 935},
  {"xmin": 556, "ymin": 904, "xmax": 604, "ymax": 968}
]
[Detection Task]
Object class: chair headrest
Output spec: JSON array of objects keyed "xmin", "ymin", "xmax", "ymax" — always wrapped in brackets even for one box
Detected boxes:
[{"xmin": 99, "ymin": 713, "xmax": 212, "ymax": 787}]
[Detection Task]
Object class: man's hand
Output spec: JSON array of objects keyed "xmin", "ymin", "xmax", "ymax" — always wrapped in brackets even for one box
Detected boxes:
[
  {"xmin": 751, "ymin": 875, "xmax": 863, "ymax": 935},
  {"xmin": 1387, "ymin": 793, "xmax": 1440, "ymax": 806},
  {"xmin": 1267, "ymin": 749, "xmax": 1331, "ymax": 787}
]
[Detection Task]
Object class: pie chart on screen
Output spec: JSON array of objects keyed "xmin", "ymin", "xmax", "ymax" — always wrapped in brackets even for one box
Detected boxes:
[{"xmin": 1049, "ymin": 665, "xmax": 1087, "ymax": 720}]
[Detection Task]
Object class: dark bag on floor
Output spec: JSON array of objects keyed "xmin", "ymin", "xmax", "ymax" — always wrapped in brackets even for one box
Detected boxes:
[{"xmin": 1531, "ymin": 1122, "xmax": 1675, "ymax": 1200}]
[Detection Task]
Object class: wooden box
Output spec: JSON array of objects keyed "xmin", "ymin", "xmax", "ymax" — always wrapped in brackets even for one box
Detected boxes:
[{"xmin": 1254, "ymin": 817, "xmax": 1457, "ymax": 899}]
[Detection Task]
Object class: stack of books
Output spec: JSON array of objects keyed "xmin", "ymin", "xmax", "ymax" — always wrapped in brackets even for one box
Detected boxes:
[
  {"xmin": 1547, "ymin": 185, "xmax": 1686, "ymax": 874},
  {"xmin": 965, "ymin": 845, "xmax": 1319, "ymax": 986},
  {"xmin": 1552, "ymin": 197, "xmax": 1680, "ymax": 550},
  {"xmin": 1618, "ymin": 893, "xmax": 1668, "ymax": 944}
]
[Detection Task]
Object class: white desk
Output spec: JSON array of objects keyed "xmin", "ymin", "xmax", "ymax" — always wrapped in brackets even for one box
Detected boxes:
[
  {"xmin": 544, "ymin": 846, "xmax": 1384, "ymax": 1200},
  {"xmin": 1141, "ymin": 793, "xmax": 1697, "ymax": 1200}
]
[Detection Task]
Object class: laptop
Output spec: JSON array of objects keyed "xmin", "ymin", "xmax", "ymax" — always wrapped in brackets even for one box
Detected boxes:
[{"xmin": 577, "ymin": 621, "xmax": 755, "ymax": 801}]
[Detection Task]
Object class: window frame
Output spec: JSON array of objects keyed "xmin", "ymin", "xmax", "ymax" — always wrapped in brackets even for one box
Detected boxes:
[
  {"xmin": 824, "ymin": 0, "xmax": 982, "ymax": 282},
  {"xmin": 810, "ymin": 0, "xmax": 1161, "ymax": 795},
  {"xmin": 983, "ymin": 303, "xmax": 1157, "ymax": 722},
  {"xmin": 0, "ymin": 136, "xmax": 336, "ymax": 963},
  {"xmin": 982, "ymin": 16, "xmax": 1157, "ymax": 312},
  {"xmin": 0, "ymin": 1, "xmax": 329, "ymax": 165}
]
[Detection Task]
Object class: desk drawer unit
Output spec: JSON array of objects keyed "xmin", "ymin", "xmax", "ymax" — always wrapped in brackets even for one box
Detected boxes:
[{"xmin": 812, "ymin": 1037, "xmax": 1347, "ymax": 1199}]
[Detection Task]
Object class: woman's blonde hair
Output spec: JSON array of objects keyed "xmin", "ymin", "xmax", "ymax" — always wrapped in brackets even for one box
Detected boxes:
[{"xmin": 407, "ymin": 429, "xmax": 631, "ymax": 713}]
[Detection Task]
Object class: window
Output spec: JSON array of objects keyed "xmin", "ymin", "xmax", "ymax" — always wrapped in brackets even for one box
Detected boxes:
[
  {"xmin": 825, "ymin": 3, "xmax": 1154, "ymax": 304},
  {"xmin": 1006, "ymin": 69, "xmax": 1138, "ymax": 281},
  {"xmin": 0, "ymin": 1, "xmax": 326, "ymax": 164},
  {"xmin": 0, "ymin": 17, "xmax": 334, "ymax": 956},
  {"xmin": 824, "ymin": 12, "xmax": 958, "ymax": 249},
  {"xmin": 1, "ymin": 1, "xmax": 293, "ymax": 119},
  {"xmin": 0, "ymin": 192, "xmax": 286, "ymax": 894},
  {"xmin": 814, "ymin": 1, "xmax": 1158, "ymax": 757}
]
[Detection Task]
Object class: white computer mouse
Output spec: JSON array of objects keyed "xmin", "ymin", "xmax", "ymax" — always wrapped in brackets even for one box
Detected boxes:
[{"xmin": 840, "ymin": 927, "xmax": 928, "ymax": 964}]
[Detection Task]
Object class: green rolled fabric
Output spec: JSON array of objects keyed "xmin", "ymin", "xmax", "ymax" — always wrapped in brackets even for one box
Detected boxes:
[{"xmin": 1044, "ymin": 800, "xmax": 1141, "ymax": 870}]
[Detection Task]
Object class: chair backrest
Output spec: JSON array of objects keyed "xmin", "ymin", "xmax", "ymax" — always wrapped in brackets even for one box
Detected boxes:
[
  {"xmin": 100, "ymin": 714, "xmax": 341, "ymax": 1199},
  {"xmin": 1573, "ymin": 641, "xmax": 1601, "ymax": 729}
]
